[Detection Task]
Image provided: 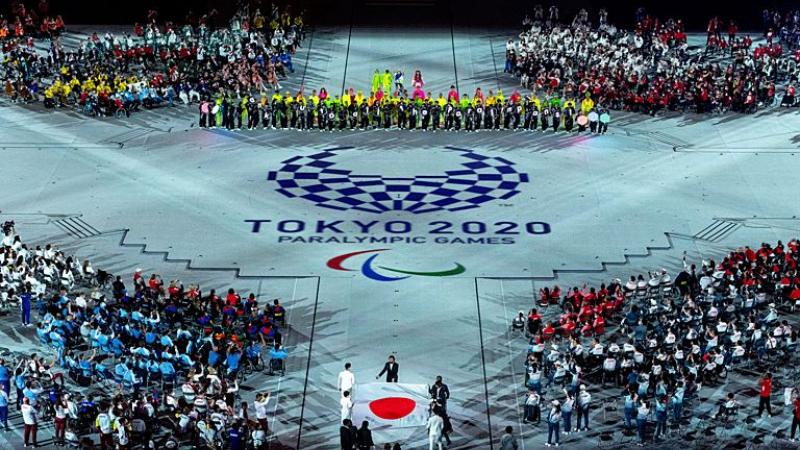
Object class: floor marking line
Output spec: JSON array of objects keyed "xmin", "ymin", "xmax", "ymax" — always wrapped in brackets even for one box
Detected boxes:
[
  {"xmin": 115, "ymin": 229, "xmax": 314, "ymax": 280},
  {"xmin": 489, "ymin": 38, "xmax": 500, "ymax": 91},
  {"xmin": 268, "ymin": 278, "xmax": 299, "ymax": 447},
  {"xmin": 295, "ymin": 276, "xmax": 321, "ymax": 449},
  {"xmin": 52, "ymin": 221, "xmax": 77, "ymax": 238},
  {"xmin": 498, "ymin": 280, "xmax": 526, "ymax": 450},
  {"xmin": 74, "ymin": 217, "xmax": 102, "ymax": 235},
  {"xmin": 705, "ymin": 222, "xmax": 739, "ymax": 242},
  {"xmin": 475, "ymin": 232, "xmax": 676, "ymax": 280},
  {"xmin": 68, "ymin": 217, "xmax": 99, "ymax": 236},
  {"xmin": 693, "ymin": 220, "xmax": 724, "ymax": 238},
  {"xmin": 474, "ymin": 277, "xmax": 494, "ymax": 449},
  {"xmin": 449, "ymin": 0, "xmax": 460, "ymax": 94},
  {"xmin": 340, "ymin": 3, "xmax": 355, "ymax": 96},
  {"xmin": 300, "ymin": 27, "xmax": 315, "ymax": 90},
  {"xmin": 54, "ymin": 220, "xmax": 87, "ymax": 239}
]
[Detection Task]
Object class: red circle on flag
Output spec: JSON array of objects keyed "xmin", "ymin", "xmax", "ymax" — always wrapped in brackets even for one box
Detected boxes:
[{"xmin": 368, "ymin": 397, "xmax": 416, "ymax": 420}]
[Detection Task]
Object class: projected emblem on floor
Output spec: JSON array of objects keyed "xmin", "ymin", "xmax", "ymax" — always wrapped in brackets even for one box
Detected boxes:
[
  {"xmin": 326, "ymin": 249, "xmax": 466, "ymax": 281},
  {"xmin": 267, "ymin": 146, "xmax": 528, "ymax": 214}
]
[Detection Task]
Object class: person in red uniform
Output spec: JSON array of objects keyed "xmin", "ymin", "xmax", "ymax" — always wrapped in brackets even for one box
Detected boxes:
[
  {"xmin": 592, "ymin": 314, "xmax": 605, "ymax": 335},
  {"xmin": 226, "ymin": 288, "xmax": 240, "ymax": 306},
  {"xmin": 758, "ymin": 372, "xmax": 773, "ymax": 417},
  {"xmin": 791, "ymin": 392, "xmax": 800, "ymax": 442},
  {"xmin": 147, "ymin": 274, "xmax": 162, "ymax": 297},
  {"xmin": 527, "ymin": 309, "xmax": 542, "ymax": 335},
  {"xmin": 542, "ymin": 322, "xmax": 556, "ymax": 341}
]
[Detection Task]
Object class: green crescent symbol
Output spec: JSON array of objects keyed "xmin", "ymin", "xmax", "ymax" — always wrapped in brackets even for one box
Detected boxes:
[{"xmin": 378, "ymin": 263, "xmax": 466, "ymax": 277}]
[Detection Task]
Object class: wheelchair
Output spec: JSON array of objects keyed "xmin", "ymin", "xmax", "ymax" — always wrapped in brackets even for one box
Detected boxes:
[
  {"xmin": 268, "ymin": 358, "xmax": 286, "ymax": 376},
  {"xmin": 241, "ymin": 353, "xmax": 265, "ymax": 376}
]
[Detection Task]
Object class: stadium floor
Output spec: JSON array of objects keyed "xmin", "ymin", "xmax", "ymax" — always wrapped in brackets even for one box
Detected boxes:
[{"xmin": 1, "ymin": 25, "xmax": 800, "ymax": 450}]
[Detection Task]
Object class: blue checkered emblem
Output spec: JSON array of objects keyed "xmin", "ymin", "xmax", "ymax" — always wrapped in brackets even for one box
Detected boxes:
[{"xmin": 267, "ymin": 146, "xmax": 529, "ymax": 214}]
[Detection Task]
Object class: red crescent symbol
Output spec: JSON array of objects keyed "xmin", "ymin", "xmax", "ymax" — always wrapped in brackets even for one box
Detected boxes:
[{"xmin": 326, "ymin": 249, "xmax": 389, "ymax": 271}]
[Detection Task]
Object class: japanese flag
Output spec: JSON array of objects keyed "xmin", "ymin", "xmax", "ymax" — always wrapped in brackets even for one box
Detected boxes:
[{"xmin": 352, "ymin": 383, "xmax": 430, "ymax": 431}]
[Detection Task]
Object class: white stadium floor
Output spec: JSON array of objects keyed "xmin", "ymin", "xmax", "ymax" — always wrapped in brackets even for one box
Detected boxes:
[{"xmin": 1, "ymin": 24, "xmax": 800, "ymax": 450}]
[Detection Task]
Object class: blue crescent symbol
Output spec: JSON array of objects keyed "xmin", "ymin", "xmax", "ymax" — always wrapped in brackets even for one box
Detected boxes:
[{"xmin": 361, "ymin": 254, "xmax": 410, "ymax": 282}]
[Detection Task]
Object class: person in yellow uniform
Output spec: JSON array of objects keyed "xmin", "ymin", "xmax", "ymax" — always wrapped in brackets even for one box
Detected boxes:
[
  {"xmin": 580, "ymin": 94, "xmax": 594, "ymax": 115},
  {"xmin": 495, "ymin": 89, "xmax": 505, "ymax": 105},
  {"xmin": 43, "ymin": 86, "xmax": 55, "ymax": 107},
  {"xmin": 116, "ymin": 77, "xmax": 127, "ymax": 95},
  {"xmin": 60, "ymin": 80, "xmax": 71, "ymax": 102},
  {"xmin": 308, "ymin": 89, "xmax": 320, "ymax": 107},
  {"xmin": 253, "ymin": 10, "xmax": 265, "ymax": 30},
  {"xmin": 472, "ymin": 93, "xmax": 482, "ymax": 107},
  {"xmin": 529, "ymin": 93, "xmax": 539, "ymax": 108},
  {"xmin": 436, "ymin": 93, "xmax": 446, "ymax": 109}
]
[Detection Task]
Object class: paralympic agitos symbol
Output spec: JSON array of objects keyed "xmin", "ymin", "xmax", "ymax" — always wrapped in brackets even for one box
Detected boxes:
[
  {"xmin": 326, "ymin": 249, "xmax": 466, "ymax": 281},
  {"xmin": 267, "ymin": 146, "xmax": 528, "ymax": 214}
]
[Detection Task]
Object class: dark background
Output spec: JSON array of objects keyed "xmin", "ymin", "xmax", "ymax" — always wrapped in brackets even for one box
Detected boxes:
[{"xmin": 9, "ymin": 0, "xmax": 800, "ymax": 31}]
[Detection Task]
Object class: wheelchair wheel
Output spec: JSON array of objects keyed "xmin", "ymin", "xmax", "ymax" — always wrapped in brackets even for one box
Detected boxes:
[
  {"xmin": 243, "ymin": 359, "xmax": 254, "ymax": 376},
  {"xmin": 254, "ymin": 356, "xmax": 265, "ymax": 372}
]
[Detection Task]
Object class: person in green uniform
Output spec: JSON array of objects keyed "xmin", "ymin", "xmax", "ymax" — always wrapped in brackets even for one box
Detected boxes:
[
  {"xmin": 381, "ymin": 70, "xmax": 393, "ymax": 97},
  {"xmin": 371, "ymin": 70, "xmax": 381, "ymax": 95}
]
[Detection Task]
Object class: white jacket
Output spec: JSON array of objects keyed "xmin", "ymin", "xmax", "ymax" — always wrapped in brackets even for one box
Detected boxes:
[{"xmin": 426, "ymin": 414, "xmax": 444, "ymax": 437}]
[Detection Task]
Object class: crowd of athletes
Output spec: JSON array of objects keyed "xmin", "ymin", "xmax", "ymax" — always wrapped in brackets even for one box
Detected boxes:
[
  {"xmin": 3, "ymin": 4, "xmax": 800, "ymax": 130},
  {"xmin": 512, "ymin": 239, "xmax": 800, "ymax": 446},
  {"xmin": 0, "ymin": 219, "xmax": 291, "ymax": 449},
  {"xmin": 1, "ymin": 2, "xmax": 305, "ymax": 118},
  {"xmin": 505, "ymin": 6, "xmax": 800, "ymax": 116}
]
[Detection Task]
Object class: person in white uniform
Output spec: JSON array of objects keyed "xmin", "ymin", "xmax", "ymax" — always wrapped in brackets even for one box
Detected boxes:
[
  {"xmin": 340, "ymin": 390, "xmax": 353, "ymax": 423},
  {"xmin": 426, "ymin": 410, "xmax": 445, "ymax": 450},
  {"xmin": 338, "ymin": 362, "xmax": 356, "ymax": 397}
]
